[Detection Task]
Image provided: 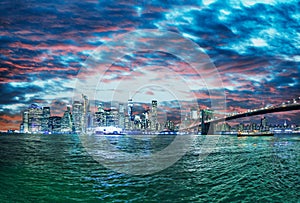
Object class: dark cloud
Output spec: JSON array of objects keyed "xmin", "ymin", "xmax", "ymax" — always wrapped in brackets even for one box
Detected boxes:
[
  {"xmin": 0, "ymin": 83, "xmax": 42, "ymax": 105},
  {"xmin": 0, "ymin": 0, "xmax": 299, "ymax": 130}
]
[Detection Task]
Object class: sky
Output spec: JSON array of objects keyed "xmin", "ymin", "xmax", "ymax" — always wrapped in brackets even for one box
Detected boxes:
[{"xmin": 0, "ymin": 0, "xmax": 299, "ymax": 131}]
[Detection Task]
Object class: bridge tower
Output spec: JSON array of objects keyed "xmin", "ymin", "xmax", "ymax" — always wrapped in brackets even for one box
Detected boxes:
[{"xmin": 200, "ymin": 109, "xmax": 214, "ymax": 135}]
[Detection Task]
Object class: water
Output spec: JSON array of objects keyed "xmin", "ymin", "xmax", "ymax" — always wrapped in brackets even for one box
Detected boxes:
[{"xmin": 0, "ymin": 133, "xmax": 299, "ymax": 202}]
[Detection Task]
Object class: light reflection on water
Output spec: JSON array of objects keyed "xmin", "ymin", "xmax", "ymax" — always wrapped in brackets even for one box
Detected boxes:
[{"xmin": 0, "ymin": 133, "xmax": 299, "ymax": 202}]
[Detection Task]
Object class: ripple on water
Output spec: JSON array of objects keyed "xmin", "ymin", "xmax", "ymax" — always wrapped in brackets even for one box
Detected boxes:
[{"xmin": 0, "ymin": 134, "xmax": 299, "ymax": 202}]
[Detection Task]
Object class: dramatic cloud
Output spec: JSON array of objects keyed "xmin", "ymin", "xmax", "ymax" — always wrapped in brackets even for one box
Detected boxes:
[{"xmin": 0, "ymin": 0, "xmax": 299, "ymax": 130}]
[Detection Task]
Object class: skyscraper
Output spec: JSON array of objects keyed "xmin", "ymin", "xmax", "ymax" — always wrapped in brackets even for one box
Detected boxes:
[
  {"xmin": 124, "ymin": 115, "xmax": 130, "ymax": 130},
  {"xmin": 22, "ymin": 110, "xmax": 29, "ymax": 133},
  {"xmin": 128, "ymin": 98, "xmax": 133, "ymax": 121},
  {"xmin": 82, "ymin": 94, "xmax": 89, "ymax": 132},
  {"xmin": 61, "ymin": 106, "xmax": 72, "ymax": 133},
  {"xmin": 118, "ymin": 103, "xmax": 125, "ymax": 129},
  {"xmin": 28, "ymin": 104, "xmax": 43, "ymax": 133},
  {"xmin": 143, "ymin": 107, "xmax": 150, "ymax": 129},
  {"xmin": 151, "ymin": 100, "xmax": 158, "ymax": 131},
  {"xmin": 108, "ymin": 107, "xmax": 118, "ymax": 127},
  {"xmin": 41, "ymin": 107, "xmax": 50, "ymax": 132},
  {"xmin": 261, "ymin": 117, "xmax": 268, "ymax": 130},
  {"xmin": 49, "ymin": 116, "xmax": 62, "ymax": 133},
  {"xmin": 72, "ymin": 101, "xmax": 83, "ymax": 132},
  {"xmin": 94, "ymin": 103, "xmax": 105, "ymax": 127}
]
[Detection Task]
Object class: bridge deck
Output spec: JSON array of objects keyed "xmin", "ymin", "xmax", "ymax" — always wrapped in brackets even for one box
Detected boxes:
[{"xmin": 186, "ymin": 103, "xmax": 300, "ymax": 129}]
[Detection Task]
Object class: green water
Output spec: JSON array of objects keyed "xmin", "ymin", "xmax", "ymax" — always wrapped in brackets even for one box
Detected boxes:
[{"xmin": 0, "ymin": 134, "xmax": 299, "ymax": 202}]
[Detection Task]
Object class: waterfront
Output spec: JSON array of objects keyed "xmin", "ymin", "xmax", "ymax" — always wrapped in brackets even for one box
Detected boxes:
[{"xmin": 0, "ymin": 134, "xmax": 299, "ymax": 202}]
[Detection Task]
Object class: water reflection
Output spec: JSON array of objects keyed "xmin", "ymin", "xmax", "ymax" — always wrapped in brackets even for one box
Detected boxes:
[
  {"xmin": 0, "ymin": 134, "xmax": 298, "ymax": 202},
  {"xmin": 80, "ymin": 133, "xmax": 196, "ymax": 175}
]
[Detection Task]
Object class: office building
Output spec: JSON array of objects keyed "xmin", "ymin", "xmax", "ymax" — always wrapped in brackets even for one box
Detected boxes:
[
  {"xmin": 151, "ymin": 100, "xmax": 158, "ymax": 131},
  {"xmin": 118, "ymin": 103, "xmax": 125, "ymax": 129},
  {"xmin": 49, "ymin": 116, "xmax": 62, "ymax": 133},
  {"xmin": 22, "ymin": 110, "xmax": 29, "ymax": 133},
  {"xmin": 61, "ymin": 106, "xmax": 72, "ymax": 133},
  {"xmin": 94, "ymin": 104, "xmax": 105, "ymax": 127},
  {"xmin": 261, "ymin": 117, "xmax": 268, "ymax": 130},
  {"xmin": 28, "ymin": 104, "xmax": 43, "ymax": 133},
  {"xmin": 72, "ymin": 101, "xmax": 83, "ymax": 132},
  {"xmin": 82, "ymin": 94, "xmax": 89, "ymax": 132},
  {"xmin": 128, "ymin": 98, "xmax": 133, "ymax": 121},
  {"xmin": 41, "ymin": 107, "xmax": 50, "ymax": 132}
]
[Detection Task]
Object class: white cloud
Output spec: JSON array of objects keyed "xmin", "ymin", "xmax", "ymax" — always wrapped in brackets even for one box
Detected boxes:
[
  {"xmin": 202, "ymin": 0, "xmax": 217, "ymax": 6},
  {"xmin": 251, "ymin": 38, "xmax": 268, "ymax": 47}
]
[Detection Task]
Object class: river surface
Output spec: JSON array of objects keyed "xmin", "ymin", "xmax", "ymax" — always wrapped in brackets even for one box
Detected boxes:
[{"xmin": 0, "ymin": 133, "xmax": 299, "ymax": 202}]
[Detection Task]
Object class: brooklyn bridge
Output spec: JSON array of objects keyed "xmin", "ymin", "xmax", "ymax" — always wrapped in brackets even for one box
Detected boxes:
[{"xmin": 186, "ymin": 98, "xmax": 300, "ymax": 135}]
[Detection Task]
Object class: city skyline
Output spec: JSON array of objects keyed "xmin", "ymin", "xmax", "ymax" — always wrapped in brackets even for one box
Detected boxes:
[
  {"xmin": 10, "ymin": 93, "xmax": 300, "ymax": 134},
  {"xmin": 0, "ymin": 1, "xmax": 299, "ymax": 202},
  {"xmin": 17, "ymin": 96, "xmax": 181, "ymax": 133},
  {"xmin": 1, "ymin": 93, "xmax": 300, "ymax": 132},
  {"xmin": 1, "ymin": 1, "xmax": 299, "ymax": 131}
]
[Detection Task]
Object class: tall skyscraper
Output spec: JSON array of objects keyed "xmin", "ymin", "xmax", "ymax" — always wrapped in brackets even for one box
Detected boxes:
[
  {"xmin": 151, "ymin": 100, "xmax": 158, "ymax": 131},
  {"xmin": 67, "ymin": 105, "xmax": 73, "ymax": 131},
  {"xmin": 143, "ymin": 107, "xmax": 150, "ymax": 129},
  {"xmin": 22, "ymin": 110, "xmax": 29, "ymax": 133},
  {"xmin": 41, "ymin": 107, "xmax": 50, "ymax": 132},
  {"xmin": 94, "ymin": 103, "xmax": 105, "ymax": 127},
  {"xmin": 72, "ymin": 101, "xmax": 83, "ymax": 132},
  {"xmin": 61, "ymin": 106, "xmax": 72, "ymax": 132},
  {"xmin": 28, "ymin": 104, "xmax": 43, "ymax": 133},
  {"xmin": 124, "ymin": 115, "xmax": 130, "ymax": 130},
  {"xmin": 118, "ymin": 103, "xmax": 125, "ymax": 129},
  {"xmin": 82, "ymin": 94, "xmax": 89, "ymax": 132},
  {"xmin": 128, "ymin": 98, "xmax": 133, "ymax": 121},
  {"xmin": 261, "ymin": 117, "xmax": 267, "ymax": 129}
]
